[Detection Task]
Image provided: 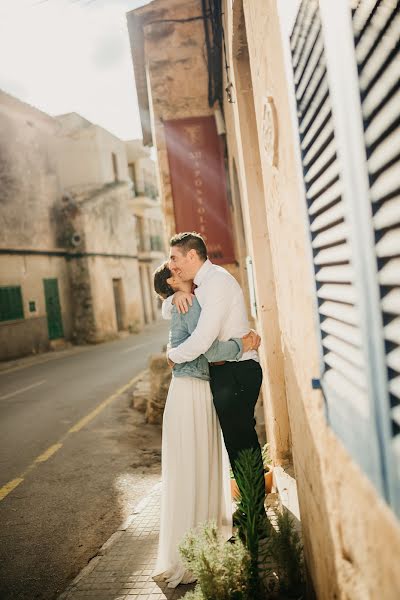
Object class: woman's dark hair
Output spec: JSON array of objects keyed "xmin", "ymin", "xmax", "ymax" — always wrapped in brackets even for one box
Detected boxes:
[
  {"xmin": 153, "ymin": 262, "xmax": 174, "ymax": 299},
  {"xmin": 170, "ymin": 231, "xmax": 207, "ymax": 261}
]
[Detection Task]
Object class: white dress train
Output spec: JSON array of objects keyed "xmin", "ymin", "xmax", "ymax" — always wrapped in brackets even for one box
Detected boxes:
[{"xmin": 153, "ymin": 376, "xmax": 232, "ymax": 588}]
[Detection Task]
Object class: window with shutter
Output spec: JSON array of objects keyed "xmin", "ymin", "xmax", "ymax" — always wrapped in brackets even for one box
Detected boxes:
[
  {"xmin": 352, "ymin": 0, "xmax": 400, "ymax": 513},
  {"xmin": 290, "ymin": 0, "xmax": 384, "ymax": 493},
  {"xmin": 0, "ymin": 286, "xmax": 24, "ymax": 322}
]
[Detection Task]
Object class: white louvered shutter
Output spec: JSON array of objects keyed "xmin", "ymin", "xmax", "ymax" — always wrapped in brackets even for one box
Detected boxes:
[
  {"xmin": 352, "ymin": 0, "xmax": 400, "ymax": 514},
  {"xmin": 290, "ymin": 0, "xmax": 384, "ymax": 493}
]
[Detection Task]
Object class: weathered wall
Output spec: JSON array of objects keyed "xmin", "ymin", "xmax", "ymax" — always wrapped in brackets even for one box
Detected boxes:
[
  {"xmin": 223, "ymin": 0, "xmax": 400, "ymax": 598},
  {"xmin": 127, "ymin": 0, "xmax": 238, "ymax": 279},
  {"xmin": 0, "ymin": 254, "xmax": 72, "ymax": 360},
  {"xmin": 0, "ymin": 91, "xmax": 60, "ymax": 250},
  {"xmin": 0, "ymin": 92, "xmax": 72, "ymax": 359},
  {"xmin": 222, "ymin": 2, "xmax": 290, "ymax": 463},
  {"xmin": 55, "ymin": 114, "xmax": 129, "ymax": 191},
  {"xmin": 60, "ymin": 183, "xmax": 142, "ymax": 342}
]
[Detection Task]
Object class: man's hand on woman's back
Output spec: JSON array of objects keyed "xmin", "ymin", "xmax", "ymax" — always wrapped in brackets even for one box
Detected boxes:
[{"xmin": 242, "ymin": 330, "xmax": 261, "ymax": 353}]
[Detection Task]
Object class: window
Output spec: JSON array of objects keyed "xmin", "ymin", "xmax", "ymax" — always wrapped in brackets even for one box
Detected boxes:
[
  {"xmin": 112, "ymin": 152, "xmax": 119, "ymax": 182},
  {"xmin": 352, "ymin": 0, "xmax": 400, "ymax": 514},
  {"xmin": 0, "ymin": 286, "xmax": 24, "ymax": 322},
  {"xmin": 289, "ymin": 0, "xmax": 400, "ymax": 514},
  {"xmin": 128, "ymin": 163, "xmax": 136, "ymax": 194}
]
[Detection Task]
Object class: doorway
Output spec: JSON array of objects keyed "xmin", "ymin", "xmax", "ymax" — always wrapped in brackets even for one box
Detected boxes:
[
  {"xmin": 43, "ymin": 278, "xmax": 64, "ymax": 340},
  {"xmin": 112, "ymin": 278, "xmax": 124, "ymax": 331}
]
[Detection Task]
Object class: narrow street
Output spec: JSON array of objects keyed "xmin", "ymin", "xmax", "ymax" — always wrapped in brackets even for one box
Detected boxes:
[{"xmin": 0, "ymin": 320, "xmax": 169, "ymax": 600}]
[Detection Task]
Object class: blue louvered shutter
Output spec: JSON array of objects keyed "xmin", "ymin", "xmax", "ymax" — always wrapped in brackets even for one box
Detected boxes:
[
  {"xmin": 352, "ymin": 0, "xmax": 400, "ymax": 514},
  {"xmin": 290, "ymin": 0, "xmax": 384, "ymax": 493}
]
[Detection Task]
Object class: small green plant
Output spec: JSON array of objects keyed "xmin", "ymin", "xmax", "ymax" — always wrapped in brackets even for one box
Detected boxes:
[
  {"xmin": 179, "ymin": 522, "xmax": 251, "ymax": 600},
  {"xmin": 180, "ymin": 448, "xmax": 305, "ymax": 600},
  {"xmin": 234, "ymin": 448, "xmax": 272, "ymax": 599},
  {"xmin": 270, "ymin": 510, "xmax": 305, "ymax": 597}
]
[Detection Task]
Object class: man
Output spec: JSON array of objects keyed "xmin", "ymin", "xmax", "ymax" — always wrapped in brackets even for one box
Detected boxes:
[{"xmin": 162, "ymin": 231, "xmax": 265, "ymax": 507}]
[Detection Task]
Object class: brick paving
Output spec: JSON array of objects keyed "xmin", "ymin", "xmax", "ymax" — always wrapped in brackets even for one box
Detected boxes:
[{"xmin": 59, "ymin": 483, "xmax": 195, "ymax": 600}]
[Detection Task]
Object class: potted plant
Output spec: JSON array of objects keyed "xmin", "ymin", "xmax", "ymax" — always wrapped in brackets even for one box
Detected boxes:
[{"xmin": 230, "ymin": 443, "xmax": 273, "ymax": 500}]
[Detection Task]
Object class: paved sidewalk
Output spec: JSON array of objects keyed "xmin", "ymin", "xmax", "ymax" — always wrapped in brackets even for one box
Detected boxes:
[{"xmin": 59, "ymin": 483, "xmax": 195, "ymax": 600}]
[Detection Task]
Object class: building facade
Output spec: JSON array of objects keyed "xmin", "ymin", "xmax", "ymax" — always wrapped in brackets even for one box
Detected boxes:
[
  {"xmin": 127, "ymin": 0, "xmax": 400, "ymax": 598},
  {"xmin": 126, "ymin": 140, "xmax": 167, "ymax": 326},
  {"xmin": 0, "ymin": 95, "xmax": 165, "ymax": 360},
  {"xmin": 0, "ymin": 91, "xmax": 73, "ymax": 360},
  {"xmin": 54, "ymin": 114, "xmax": 144, "ymax": 342}
]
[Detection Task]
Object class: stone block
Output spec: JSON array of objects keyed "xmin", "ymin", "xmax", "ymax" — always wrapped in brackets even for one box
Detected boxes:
[{"xmin": 146, "ymin": 353, "xmax": 171, "ymax": 424}]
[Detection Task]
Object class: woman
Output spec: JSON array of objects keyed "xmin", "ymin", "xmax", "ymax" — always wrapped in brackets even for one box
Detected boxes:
[{"xmin": 152, "ymin": 262, "xmax": 254, "ymax": 588}]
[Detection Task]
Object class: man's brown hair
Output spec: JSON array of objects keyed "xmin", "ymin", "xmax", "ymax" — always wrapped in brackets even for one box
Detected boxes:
[
  {"xmin": 170, "ymin": 232, "xmax": 207, "ymax": 262},
  {"xmin": 153, "ymin": 262, "xmax": 174, "ymax": 299}
]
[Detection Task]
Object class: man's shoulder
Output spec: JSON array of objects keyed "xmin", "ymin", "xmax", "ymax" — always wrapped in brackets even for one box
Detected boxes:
[{"xmin": 207, "ymin": 264, "xmax": 239, "ymax": 288}]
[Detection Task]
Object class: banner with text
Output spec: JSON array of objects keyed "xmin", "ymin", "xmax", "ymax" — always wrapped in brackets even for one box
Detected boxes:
[{"xmin": 164, "ymin": 116, "xmax": 236, "ymax": 265}]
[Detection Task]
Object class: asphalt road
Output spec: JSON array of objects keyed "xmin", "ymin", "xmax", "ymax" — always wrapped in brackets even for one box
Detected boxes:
[{"xmin": 0, "ymin": 320, "xmax": 170, "ymax": 600}]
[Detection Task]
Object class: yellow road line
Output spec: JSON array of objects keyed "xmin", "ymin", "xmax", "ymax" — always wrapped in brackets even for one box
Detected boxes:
[
  {"xmin": 34, "ymin": 443, "xmax": 63, "ymax": 463},
  {"xmin": 0, "ymin": 478, "xmax": 24, "ymax": 501},
  {"xmin": 0, "ymin": 370, "xmax": 146, "ymax": 503}
]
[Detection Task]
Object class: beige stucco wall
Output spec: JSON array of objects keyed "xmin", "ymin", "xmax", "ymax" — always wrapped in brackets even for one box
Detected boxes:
[
  {"xmin": 61, "ymin": 182, "xmax": 143, "ymax": 341},
  {"xmin": 0, "ymin": 91, "xmax": 60, "ymax": 250},
  {"xmin": 0, "ymin": 254, "xmax": 72, "ymax": 360},
  {"xmin": 223, "ymin": 1, "xmax": 400, "ymax": 598},
  {"xmin": 0, "ymin": 91, "xmax": 72, "ymax": 359},
  {"xmin": 55, "ymin": 113, "xmax": 129, "ymax": 191}
]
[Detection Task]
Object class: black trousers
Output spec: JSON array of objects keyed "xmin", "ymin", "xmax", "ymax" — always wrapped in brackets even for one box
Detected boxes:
[{"xmin": 210, "ymin": 359, "xmax": 264, "ymax": 503}]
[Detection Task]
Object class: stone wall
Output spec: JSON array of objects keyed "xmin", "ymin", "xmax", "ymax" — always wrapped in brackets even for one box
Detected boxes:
[
  {"xmin": 127, "ymin": 0, "xmax": 239, "ymax": 280},
  {"xmin": 58, "ymin": 183, "xmax": 143, "ymax": 342},
  {"xmin": 223, "ymin": 1, "xmax": 400, "ymax": 598},
  {"xmin": 0, "ymin": 92, "xmax": 72, "ymax": 359},
  {"xmin": 0, "ymin": 91, "xmax": 60, "ymax": 250}
]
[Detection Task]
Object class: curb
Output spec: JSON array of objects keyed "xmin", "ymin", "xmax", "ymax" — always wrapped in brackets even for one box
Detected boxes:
[{"xmin": 58, "ymin": 482, "xmax": 161, "ymax": 599}]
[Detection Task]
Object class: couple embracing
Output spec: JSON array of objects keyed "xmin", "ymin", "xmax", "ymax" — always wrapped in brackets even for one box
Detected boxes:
[{"xmin": 153, "ymin": 232, "xmax": 265, "ymax": 588}]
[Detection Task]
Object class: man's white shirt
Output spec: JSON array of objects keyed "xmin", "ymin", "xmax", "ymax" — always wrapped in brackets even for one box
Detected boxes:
[{"xmin": 164, "ymin": 259, "xmax": 259, "ymax": 364}]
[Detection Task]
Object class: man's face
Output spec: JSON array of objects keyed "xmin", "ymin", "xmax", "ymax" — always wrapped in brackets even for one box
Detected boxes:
[{"xmin": 168, "ymin": 246, "xmax": 192, "ymax": 281}]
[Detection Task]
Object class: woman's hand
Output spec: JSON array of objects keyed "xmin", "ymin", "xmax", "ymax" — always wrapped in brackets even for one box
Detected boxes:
[
  {"xmin": 242, "ymin": 330, "xmax": 261, "ymax": 353},
  {"xmin": 173, "ymin": 291, "xmax": 194, "ymax": 314}
]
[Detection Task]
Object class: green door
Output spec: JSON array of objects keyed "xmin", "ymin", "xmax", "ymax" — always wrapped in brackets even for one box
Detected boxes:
[{"xmin": 43, "ymin": 278, "xmax": 64, "ymax": 340}]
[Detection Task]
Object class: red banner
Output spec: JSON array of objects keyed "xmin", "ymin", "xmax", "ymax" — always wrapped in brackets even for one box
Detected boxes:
[{"xmin": 164, "ymin": 116, "xmax": 236, "ymax": 265}]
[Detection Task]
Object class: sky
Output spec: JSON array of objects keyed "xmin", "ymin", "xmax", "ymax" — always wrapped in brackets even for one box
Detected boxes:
[{"xmin": 0, "ymin": 0, "xmax": 151, "ymax": 140}]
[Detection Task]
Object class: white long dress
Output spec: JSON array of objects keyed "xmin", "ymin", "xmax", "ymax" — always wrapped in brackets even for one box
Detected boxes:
[{"xmin": 153, "ymin": 375, "xmax": 232, "ymax": 588}]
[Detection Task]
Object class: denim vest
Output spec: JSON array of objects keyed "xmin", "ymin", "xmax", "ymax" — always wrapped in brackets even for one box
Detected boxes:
[{"xmin": 170, "ymin": 297, "xmax": 243, "ymax": 381}]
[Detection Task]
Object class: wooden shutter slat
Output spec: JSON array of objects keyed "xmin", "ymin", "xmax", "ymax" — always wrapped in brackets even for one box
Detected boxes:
[
  {"xmin": 376, "ymin": 228, "xmax": 400, "ymax": 258},
  {"xmin": 359, "ymin": 13, "xmax": 400, "ymax": 93},
  {"xmin": 324, "ymin": 369, "xmax": 369, "ymax": 418},
  {"xmin": 387, "ymin": 347, "xmax": 400, "ymax": 373},
  {"xmin": 312, "ymin": 222, "xmax": 348, "ymax": 248},
  {"xmin": 323, "ymin": 335, "xmax": 364, "ymax": 368},
  {"xmin": 390, "ymin": 379, "xmax": 400, "ymax": 403},
  {"xmin": 317, "ymin": 283, "xmax": 356, "ymax": 304},
  {"xmin": 363, "ymin": 59, "xmax": 399, "ymax": 118},
  {"xmin": 304, "ymin": 139, "xmax": 336, "ymax": 184},
  {"xmin": 382, "ymin": 288, "xmax": 400, "ymax": 315},
  {"xmin": 365, "ymin": 89, "xmax": 400, "ymax": 147},
  {"xmin": 368, "ymin": 127, "xmax": 400, "ymax": 173},
  {"xmin": 370, "ymin": 161, "xmax": 400, "ymax": 201},
  {"xmin": 378, "ymin": 257, "xmax": 400, "ymax": 286},
  {"xmin": 319, "ymin": 301, "xmax": 358, "ymax": 325},
  {"xmin": 314, "ymin": 242, "xmax": 351, "ymax": 265},
  {"xmin": 310, "ymin": 195, "xmax": 344, "ymax": 231},
  {"xmin": 374, "ymin": 196, "xmax": 400, "ymax": 227},
  {"xmin": 324, "ymin": 351, "xmax": 366, "ymax": 389},
  {"xmin": 315, "ymin": 264, "xmax": 353, "ymax": 283},
  {"xmin": 320, "ymin": 318, "xmax": 362, "ymax": 346},
  {"xmin": 384, "ymin": 317, "xmax": 400, "ymax": 344}
]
